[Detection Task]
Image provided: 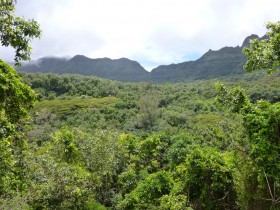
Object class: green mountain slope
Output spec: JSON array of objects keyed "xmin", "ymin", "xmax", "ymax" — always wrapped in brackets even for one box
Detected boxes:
[
  {"xmin": 150, "ymin": 35, "xmax": 263, "ymax": 83},
  {"xmin": 19, "ymin": 55, "xmax": 149, "ymax": 82},
  {"xmin": 150, "ymin": 46, "xmax": 246, "ymax": 82}
]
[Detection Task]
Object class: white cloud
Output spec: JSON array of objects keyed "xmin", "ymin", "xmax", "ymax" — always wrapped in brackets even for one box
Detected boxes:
[{"xmin": 1, "ymin": 0, "xmax": 279, "ymax": 70}]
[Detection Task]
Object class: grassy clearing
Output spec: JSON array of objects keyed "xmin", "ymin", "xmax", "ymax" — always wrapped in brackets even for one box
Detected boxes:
[{"xmin": 34, "ymin": 96, "xmax": 121, "ymax": 116}]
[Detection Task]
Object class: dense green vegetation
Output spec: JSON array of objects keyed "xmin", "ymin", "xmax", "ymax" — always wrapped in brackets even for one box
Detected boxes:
[
  {"xmin": 0, "ymin": 68, "xmax": 277, "ymax": 209},
  {"xmin": 243, "ymin": 22, "xmax": 280, "ymax": 74},
  {"xmin": 1, "ymin": 1, "xmax": 280, "ymax": 209},
  {"xmin": 0, "ymin": 0, "xmax": 41, "ymax": 65}
]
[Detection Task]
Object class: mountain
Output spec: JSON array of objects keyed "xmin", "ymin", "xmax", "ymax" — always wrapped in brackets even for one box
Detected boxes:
[
  {"xmin": 19, "ymin": 55, "xmax": 149, "ymax": 82},
  {"xmin": 150, "ymin": 34, "xmax": 267, "ymax": 83},
  {"xmin": 150, "ymin": 46, "xmax": 246, "ymax": 82},
  {"xmin": 18, "ymin": 34, "xmax": 265, "ymax": 83}
]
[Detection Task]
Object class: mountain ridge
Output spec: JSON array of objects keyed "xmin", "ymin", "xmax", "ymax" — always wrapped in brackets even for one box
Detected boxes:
[
  {"xmin": 19, "ymin": 56, "xmax": 149, "ymax": 82},
  {"xmin": 18, "ymin": 34, "xmax": 265, "ymax": 83}
]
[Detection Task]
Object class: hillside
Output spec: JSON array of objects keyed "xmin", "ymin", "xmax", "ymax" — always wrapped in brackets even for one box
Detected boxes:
[
  {"xmin": 150, "ymin": 34, "xmax": 263, "ymax": 83},
  {"xmin": 151, "ymin": 46, "xmax": 246, "ymax": 82},
  {"xmin": 19, "ymin": 55, "xmax": 149, "ymax": 82},
  {"xmin": 18, "ymin": 34, "xmax": 265, "ymax": 83}
]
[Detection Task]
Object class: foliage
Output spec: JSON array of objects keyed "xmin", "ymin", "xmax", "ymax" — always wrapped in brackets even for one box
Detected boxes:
[
  {"xmin": 243, "ymin": 21, "xmax": 280, "ymax": 74},
  {"xmin": 0, "ymin": 60, "xmax": 35, "ymax": 126},
  {"xmin": 212, "ymin": 20, "xmax": 280, "ymax": 209},
  {"xmin": 24, "ymin": 146, "xmax": 95, "ymax": 209},
  {"xmin": 9, "ymin": 65, "xmax": 278, "ymax": 209},
  {"xmin": 52, "ymin": 127, "xmax": 80, "ymax": 164},
  {"xmin": 159, "ymin": 194, "xmax": 190, "ymax": 210},
  {"xmin": 243, "ymin": 101, "xmax": 280, "ymax": 208},
  {"xmin": 118, "ymin": 171, "xmax": 174, "ymax": 209},
  {"xmin": 0, "ymin": 60, "xmax": 36, "ymax": 198},
  {"xmin": 13, "ymin": 68, "xmax": 278, "ymax": 209},
  {"xmin": 0, "ymin": 0, "xmax": 40, "ymax": 203},
  {"xmin": 1, "ymin": 13, "xmax": 280, "ymax": 209},
  {"xmin": 216, "ymin": 83, "xmax": 280, "ymax": 208},
  {"xmin": 0, "ymin": 0, "xmax": 42, "ymax": 65},
  {"xmin": 176, "ymin": 147, "xmax": 238, "ymax": 210},
  {"xmin": 215, "ymin": 82, "xmax": 251, "ymax": 113},
  {"xmin": 136, "ymin": 93, "xmax": 160, "ymax": 130}
]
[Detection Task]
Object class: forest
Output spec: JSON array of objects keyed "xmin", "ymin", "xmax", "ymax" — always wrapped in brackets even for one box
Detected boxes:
[{"xmin": 1, "ymin": 1, "xmax": 280, "ymax": 210}]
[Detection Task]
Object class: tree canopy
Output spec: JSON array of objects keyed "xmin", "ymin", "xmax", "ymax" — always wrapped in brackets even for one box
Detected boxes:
[
  {"xmin": 0, "ymin": 0, "xmax": 42, "ymax": 65},
  {"xmin": 243, "ymin": 21, "xmax": 280, "ymax": 74},
  {"xmin": 216, "ymin": 20, "xmax": 280, "ymax": 209},
  {"xmin": 0, "ymin": 0, "xmax": 40, "ymax": 202}
]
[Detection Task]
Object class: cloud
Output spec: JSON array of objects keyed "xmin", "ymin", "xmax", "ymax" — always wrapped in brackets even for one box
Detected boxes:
[{"xmin": 1, "ymin": 0, "xmax": 279, "ymax": 69}]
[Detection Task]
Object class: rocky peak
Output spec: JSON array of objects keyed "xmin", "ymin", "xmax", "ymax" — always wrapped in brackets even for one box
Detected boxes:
[{"xmin": 241, "ymin": 34, "xmax": 260, "ymax": 47}]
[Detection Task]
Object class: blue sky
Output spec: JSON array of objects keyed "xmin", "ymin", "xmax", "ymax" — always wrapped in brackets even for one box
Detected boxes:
[{"xmin": 1, "ymin": 0, "xmax": 280, "ymax": 70}]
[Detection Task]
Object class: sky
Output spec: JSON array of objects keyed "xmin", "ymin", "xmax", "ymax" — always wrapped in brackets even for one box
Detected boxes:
[{"xmin": 1, "ymin": 0, "xmax": 280, "ymax": 70}]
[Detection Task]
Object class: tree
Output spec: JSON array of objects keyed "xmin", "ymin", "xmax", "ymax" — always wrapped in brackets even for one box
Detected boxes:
[
  {"xmin": 216, "ymin": 83, "xmax": 280, "ymax": 209},
  {"xmin": 0, "ymin": 0, "xmax": 41, "ymax": 200},
  {"xmin": 243, "ymin": 21, "xmax": 280, "ymax": 74},
  {"xmin": 0, "ymin": 0, "xmax": 41, "ymax": 143},
  {"xmin": 137, "ymin": 94, "xmax": 160, "ymax": 130},
  {"xmin": 0, "ymin": 0, "xmax": 42, "ymax": 65},
  {"xmin": 53, "ymin": 127, "xmax": 81, "ymax": 164},
  {"xmin": 215, "ymin": 21, "xmax": 280, "ymax": 209},
  {"xmin": 176, "ymin": 147, "xmax": 237, "ymax": 210},
  {"xmin": 117, "ymin": 171, "xmax": 174, "ymax": 209},
  {"xmin": 0, "ymin": 53, "xmax": 37, "ymax": 199}
]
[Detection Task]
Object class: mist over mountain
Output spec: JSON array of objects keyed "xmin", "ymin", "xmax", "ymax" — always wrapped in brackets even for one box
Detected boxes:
[
  {"xmin": 18, "ymin": 34, "xmax": 265, "ymax": 83},
  {"xmin": 19, "ymin": 55, "xmax": 149, "ymax": 82}
]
